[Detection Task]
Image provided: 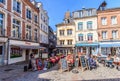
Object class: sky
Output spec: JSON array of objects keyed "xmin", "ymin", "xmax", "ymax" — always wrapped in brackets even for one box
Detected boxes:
[{"xmin": 36, "ymin": 0, "xmax": 120, "ymax": 31}]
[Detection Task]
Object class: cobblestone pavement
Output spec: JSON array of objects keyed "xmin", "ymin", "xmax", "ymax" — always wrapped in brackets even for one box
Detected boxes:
[{"xmin": 0, "ymin": 63, "xmax": 120, "ymax": 81}]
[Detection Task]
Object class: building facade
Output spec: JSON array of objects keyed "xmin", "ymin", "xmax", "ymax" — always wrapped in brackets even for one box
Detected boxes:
[
  {"xmin": 98, "ymin": 1, "xmax": 120, "ymax": 56},
  {"xmin": 37, "ymin": 2, "xmax": 49, "ymax": 54},
  {"xmin": 48, "ymin": 26, "xmax": 57, "ymax": 56},
  {"xmin": 73, "ymin": 8, "xmax": 98, "ymax": 56},
  {"xmin": 56, "ymin": 11, "xmax": 76, "ymax": 56},
  {"xmin": 0, "ymin": 0, "xmax": 40, "ymax": 65}
]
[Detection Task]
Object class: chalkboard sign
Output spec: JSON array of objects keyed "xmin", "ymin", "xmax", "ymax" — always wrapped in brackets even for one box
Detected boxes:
[
  {"xmin": 60, "ymin": 58, "xmax": 68, "ymax": 70},
  {"xmin": 80, "ymin": 56, "xmax": 87, "ymax": 68}
]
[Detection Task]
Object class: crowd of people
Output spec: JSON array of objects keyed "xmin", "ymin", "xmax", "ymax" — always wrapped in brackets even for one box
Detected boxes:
[{"xmin": 26, "ymin": 52, "xmax": 120, "ymax": 72}]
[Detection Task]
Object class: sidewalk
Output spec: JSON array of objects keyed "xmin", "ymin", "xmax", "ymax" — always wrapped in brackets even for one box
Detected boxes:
[{"xmin": 0, "ymin": 62, "xmax": 29, "ymax": 81}]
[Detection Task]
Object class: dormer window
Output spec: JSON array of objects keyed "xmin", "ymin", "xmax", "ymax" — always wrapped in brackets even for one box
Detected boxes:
[
  {"xmin": 26, "ymin": 9, "xmax": 31, "ymax": 19},
  {"xmin": 13, "ymin": 0, "xmax": 21, "ymax": 13}
]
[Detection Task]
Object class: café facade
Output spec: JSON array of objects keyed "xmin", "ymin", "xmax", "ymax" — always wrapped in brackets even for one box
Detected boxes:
[{"xmin": 8, "ymin": 40, "xmax": 40, "ymax": 64}]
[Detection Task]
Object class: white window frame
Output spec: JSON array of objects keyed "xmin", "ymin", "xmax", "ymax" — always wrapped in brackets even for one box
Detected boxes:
[
  {"xmin": 111, "ymin": 16, "xmax": 117, "ymax": 25},
  {"xmin": 12, "ymin": 19, "xmax": 21, "ymax": 38},
  {"xmin": 102, "ymin": 31, "xmax": 107, "ymax": 39},
  {"xmin": 112, "ymin": 30, "xmax": 118, "ymax": 39},
  {"xmin": 101, "ymin": 17, "xmax": 107, "ymax": 25}
]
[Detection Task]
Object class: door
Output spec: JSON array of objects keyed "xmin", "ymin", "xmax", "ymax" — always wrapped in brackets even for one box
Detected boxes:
[
  {"xmin": 26, "ymin": 50, "xmax": 29, "ymax": 62},
  {"xmin": 0, "ymin": 46, "xmax": 3, "ymax": 65}
]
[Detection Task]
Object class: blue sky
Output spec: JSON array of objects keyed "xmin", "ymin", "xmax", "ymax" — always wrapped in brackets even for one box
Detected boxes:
[{"xmin": 36, "ymin": 0, "xmax": 120, "ymax": 31}]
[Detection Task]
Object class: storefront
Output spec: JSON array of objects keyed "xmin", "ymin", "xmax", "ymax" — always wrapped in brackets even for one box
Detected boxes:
[
  {"xmin": 100, "ymin": 42, "xmax": 120, "ymax": 56},
  {"xmin": 75, "ymin": 42, "xmax": 99, "ymax": 56},
  {"xmin": 8, "ymin": 40, "xmax": 40, "ymax": 64},
  {"xmin": 57, "ymin": 45, "xmax": 75, "ymax": 56}
]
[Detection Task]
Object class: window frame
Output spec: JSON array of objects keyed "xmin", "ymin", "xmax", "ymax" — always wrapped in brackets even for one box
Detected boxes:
[
  {"xmin": 78, "ymin": 34, "xmax": 83, "ymax": 41},
  {"xmin": 12, "ymin": 19, "xmax": 21, "ymax": 38},
  {"xmin": 78, "ymin": 22, "xmax": 83, "ymax": 30},
  {"xmin": 111, "ymin": 16, "xmax": 117, "ymax": 25},
  {"xmin": 13, "ymin": 0, "xmax": 21, "ymax": 13},
  {"xmin": 102, "ymin": 31, "xmax": 107, "ymax": 39},
  {"xmin": 101, "ymin": 17, "xmax": 107, "ymax": 25},
  {"xmin": 87, "ymin": 21, "xmax": 92, "ymax": 29},
  {"xmin": 112, "ymin": 30, "xmax": 118, "ymax": 39},
  {"xmin": 87, "ymin": 33, "xmax": 93, "ymax": 41}
]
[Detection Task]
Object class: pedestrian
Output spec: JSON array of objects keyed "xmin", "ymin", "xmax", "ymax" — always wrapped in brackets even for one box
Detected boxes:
[{"xmin": 30, "ymin": 53, "xmax": 37, "ymax": 71}]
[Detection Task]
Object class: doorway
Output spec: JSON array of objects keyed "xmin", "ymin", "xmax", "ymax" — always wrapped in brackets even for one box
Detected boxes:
[
  {"xmin": 0, "ymin": 46, "xmax": 3, "ymax": 65},
  {"xmin": 26, "ymin": 50, "xmax": 29, "ymax": 62}
]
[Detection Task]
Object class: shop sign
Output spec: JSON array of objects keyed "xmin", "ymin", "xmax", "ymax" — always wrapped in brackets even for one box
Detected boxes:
[{"xmin": 42, "ymin": 53, "xmax": 48, "ymax": 58}]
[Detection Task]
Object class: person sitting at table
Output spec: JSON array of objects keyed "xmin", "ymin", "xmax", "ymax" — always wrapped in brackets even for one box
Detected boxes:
[
  {"xmin": 38, "ymin": 58, "xmax": 43, "ymax": 67},
  {"xmin": 88, "ymin": 54, "xmax": 97, "ymax": 70},
  {"xmin": 105, "ymin": 54, "xmax": 113, "ymax": 68},
  {"xmin": 113, "ymin": 55, "xmax": 120, "ymax": 69}
]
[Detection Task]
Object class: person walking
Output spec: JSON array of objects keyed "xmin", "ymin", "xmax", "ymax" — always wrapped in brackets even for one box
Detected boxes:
[{"xmin": 30, "ymin": 53, "xmax": 37, "ymax": 71}]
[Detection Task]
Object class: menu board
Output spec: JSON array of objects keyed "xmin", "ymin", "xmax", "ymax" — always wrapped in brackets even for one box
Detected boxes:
[
  {"xmin": 60, "ymin": 58, "xmax": 68, "ymax": 70},
  {"xmin": 80, "ymin": 56, "xmax": 87, "ymax": 68}
]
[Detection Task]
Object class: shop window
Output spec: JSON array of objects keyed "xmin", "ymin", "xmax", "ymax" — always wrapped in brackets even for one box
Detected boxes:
[
  {"xmin": 10, "ymin": 47, "xmax": 22, "ymax": 58},
  {"xmin": 32, "ymin": 49, "xmax": 38, "ymax": 54}
]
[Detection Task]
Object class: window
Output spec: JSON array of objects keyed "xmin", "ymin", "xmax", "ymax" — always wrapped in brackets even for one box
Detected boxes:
[
  {"xmin": 59, "ymin": 30, "xmax": 64, "ymax": 36},
  {"xmin": 10, "ymin": 47, "xmax": 22, "ymax": 58},
  {"xmin": 79, "ymin": 11, "xmax": 83, "ymax": 17},
  {"xmin": 102, "ymin": 31, "xmax": 107, "ymax": 39},
  {"xmin": 12, "ymin": 19, "xmax": 20, "ymax": 38},
  {"xmin": 0, "ymin": 13, "xmax": 4, "ymax": 36},
  {"xmin": 78, "ymin": 22, "xmax": 83, "ymax": 30},
  {"xmin": 87, "ymin": 33, "xmax": 93, "ymax": 41},
  {"xmin": 67, "ymin": 29, "xmax": 72, "ymax": 35},
  {"xmin": 112, "ymin": 30, "xmax": 118, "ymax": 39},
  {"xmin": 87, "ymin": 21, "xmax": 92, "ymax": 29},
  {"xmin": 26, "ymin": 25, "xmax": 31, "ymax": 40},
  {"xmin": 67, "ymin": 40, "xmax": 72, "ymax": 45},
  {"xmin": 34, "ymin": 15, "xmax": 38, "ymax": 23},
  {"xmin": 34, "ymin": 29, "xmax": 38, "ymax": 41},
  {"xmin": 111, "ymin": 16, "xmax": 117, "ymax": 25},
  {"xmin": 78, "ymin": 34, "xmax": 83, "ymax": 41},
  {"xmin": 0, "ymin": 0, "xmax": 5, "ymax": 3},
  {"xmin": 13, "ymin": 0, "xmax": 21, "ymax": 13},
  {"xmin": 101, "ymin": 17, "xmax": 107, "ymax": 25},
  {"xmin": 60, "ymin": 40, "xmax": 64, "ymax": 45},
  {"xmin": 87, "ymin": 10, "xmax": 92, "ymax": 16},
  {"xmin": 26, "ymin": 9, "xmax": 31, "ymax": 19}
]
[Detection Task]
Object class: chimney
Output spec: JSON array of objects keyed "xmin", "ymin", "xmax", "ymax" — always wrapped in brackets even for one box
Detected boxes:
[{"xmin": 64, "ymin": 10, "xmax": 71, "ymax": 19}]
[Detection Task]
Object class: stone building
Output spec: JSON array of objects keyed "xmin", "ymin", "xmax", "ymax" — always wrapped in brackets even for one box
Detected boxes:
[
  {"xmin": 56, "ymin": 11, "xmax": 76, "ymax": 56},
  {"xmin": 73, "ymin": 8, "xmax": 98, "ymax": 56}
]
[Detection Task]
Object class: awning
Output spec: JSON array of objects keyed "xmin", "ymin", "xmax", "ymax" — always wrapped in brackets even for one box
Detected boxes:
[
  {"xmin": 76, "ymin": 43, "xmax": 99, "ymax": 47},
  {"xmin": 12, "ymin": 45, "xmax": 40, "ymax": 49},
  {"xmin": 100, "ymin": 42, "xmax": 120, "ymax": 47}
]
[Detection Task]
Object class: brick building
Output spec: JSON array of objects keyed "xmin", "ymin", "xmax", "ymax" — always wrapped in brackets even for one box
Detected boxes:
[
  {"xmin": 98, "ymin": 1, "xmax": 120, "ymax": 56},
  {"xmin": 0, "ymin": 0, "xmax": 40, "ymax": 65}
]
